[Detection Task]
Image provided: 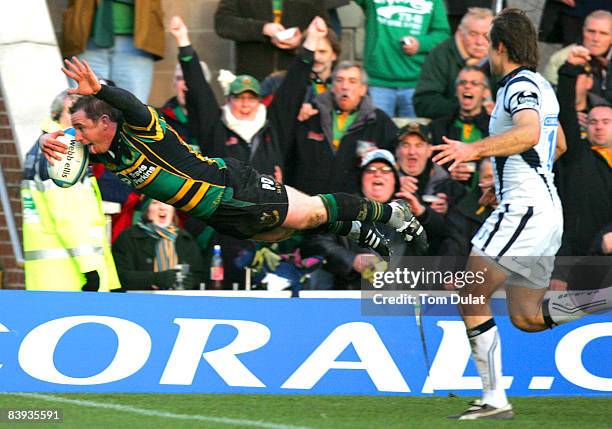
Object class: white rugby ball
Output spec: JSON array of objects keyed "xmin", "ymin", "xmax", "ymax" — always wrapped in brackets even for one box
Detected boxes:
[{"xmin": 47, "ymin": 128, "xmax": 90, "ymax": 188}]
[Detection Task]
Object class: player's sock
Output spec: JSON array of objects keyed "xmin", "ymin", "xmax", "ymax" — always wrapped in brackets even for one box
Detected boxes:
[
  {"xmin": 467, "ymin": 318, "xmax": 508, "ymax": 409},
  {"xmin": 302, "ymin": 221, "xmax": 390, "ymax": 256},
  {"xmin": 318, "ymin": 193, "xmax": 391, "ymax": 224},
  {"xmin": 306, "ymin": 220, "xmax": 355, "ymax": 236},
  {"xmin": 542, "ymin": 286, "xmax": 611, "ymax": 328}
]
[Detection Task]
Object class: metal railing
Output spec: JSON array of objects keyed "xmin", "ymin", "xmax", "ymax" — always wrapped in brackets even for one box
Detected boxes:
[{"xmin": 0, "ymin": 163, "xmax": 23, "ymax": 266}]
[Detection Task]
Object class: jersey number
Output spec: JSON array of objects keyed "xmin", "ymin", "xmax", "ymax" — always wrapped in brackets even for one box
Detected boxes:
[{"xmin": 261, "ymin": 177, "xmax": 276, "ymax": 191}]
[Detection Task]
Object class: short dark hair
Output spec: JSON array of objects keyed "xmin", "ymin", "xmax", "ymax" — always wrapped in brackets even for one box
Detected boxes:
[
  {"xmin": 69, "ymin": 95, "xmax": 121, "ymax": 122},
  {"xmin": 456, "ymin": 65, "xmax": 490, "ymax": 88},
  {"xmin": 326, "ymin": 29, "xmax": 342, "ymax": 57},
  {"xmin": 490, "ymin": 8, "xmax": 538, "ymax": 70}
]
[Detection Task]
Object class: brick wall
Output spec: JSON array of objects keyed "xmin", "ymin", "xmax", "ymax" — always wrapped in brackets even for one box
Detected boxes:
[{"xmin": 0, "ymin": 84, "xmax": 25, "ymax": 290}]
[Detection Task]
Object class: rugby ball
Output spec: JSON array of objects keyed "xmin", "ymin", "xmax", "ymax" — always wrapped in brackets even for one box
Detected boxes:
[{"xmin": 47, "ymin": 128, "xmax": 90, "ymax": 188}]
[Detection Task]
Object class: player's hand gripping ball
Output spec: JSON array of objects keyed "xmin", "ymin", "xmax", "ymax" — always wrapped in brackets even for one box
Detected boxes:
[{"xmin": 46, "ymin": 128, "xmax": 89, "ymax": 188}]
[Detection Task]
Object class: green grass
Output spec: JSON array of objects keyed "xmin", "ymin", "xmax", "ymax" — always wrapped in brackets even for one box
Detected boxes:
[{"xmin": 0, "ymin": 394, "xmax": 610, "ymax": 428}]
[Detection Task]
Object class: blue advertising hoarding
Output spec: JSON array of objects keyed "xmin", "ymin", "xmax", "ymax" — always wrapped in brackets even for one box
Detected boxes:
[{"xmin": 0, "ymin": 290, "xmax": 609, "ymax": 396}]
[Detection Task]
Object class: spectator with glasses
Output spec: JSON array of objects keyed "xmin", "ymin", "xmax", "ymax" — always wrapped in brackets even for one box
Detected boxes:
[
  {"xmin": 431, "ymin": 65, "xmax": 491, "ymax": 191},
  {"xmin": 414, "ymin": 7, "xmax": 493, "ymax": 119},
  {"xmin": 300, "ymin": 149, "xmax": 427, "ymax": 290}
]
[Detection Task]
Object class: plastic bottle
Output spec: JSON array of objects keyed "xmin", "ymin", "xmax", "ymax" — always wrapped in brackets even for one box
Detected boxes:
[{"xmin": 210, "ymin": 245, "xmax": 224, "ymax": 290}]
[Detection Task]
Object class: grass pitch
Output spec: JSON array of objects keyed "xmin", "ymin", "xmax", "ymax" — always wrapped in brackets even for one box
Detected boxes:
[{"xmin": 0, "ymin": 393, "xmax": 610, "ymax": 428}]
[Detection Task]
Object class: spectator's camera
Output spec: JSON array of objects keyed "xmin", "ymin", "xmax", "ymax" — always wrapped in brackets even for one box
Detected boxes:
[{"xmin": 400, "ymin": 37, "xmax": 413, "ymax": 46}]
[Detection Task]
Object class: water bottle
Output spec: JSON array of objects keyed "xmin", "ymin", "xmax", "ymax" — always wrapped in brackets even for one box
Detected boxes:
[{"xmin": 210, "ymin": 245, "xmax": 224, "ymax": 290}]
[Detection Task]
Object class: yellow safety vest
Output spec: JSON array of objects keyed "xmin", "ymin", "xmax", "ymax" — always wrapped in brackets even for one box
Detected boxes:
[{"xmin": 21, "ymin": 176, "xmax": 121, "ymax": 291}]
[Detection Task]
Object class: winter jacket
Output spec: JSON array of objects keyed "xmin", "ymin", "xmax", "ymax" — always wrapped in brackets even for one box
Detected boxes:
[
  {"xmin": 399, "ymin": 162, "xmax": 465, "ymax": 254},
  {"xmin": 214, "ymin": 0, "xmax": 328, "ymax": 80},
  {"xmin": 61, "ymin": 0, "xmax": 165, "ymax": 59},
  {"xmin": 112, "ymin": 225, "xmax": 205, "ymax": 290},
  {"xmin": 555, "ymin": 62, "xmax": 612, "ymax": 258},
  {"xmin": 286, "ymin": 92, "xmax": 398, "ymax": 195},
  {"xmin": 179, "ymin": 45, "xmax": 313, "ymax": 176}
]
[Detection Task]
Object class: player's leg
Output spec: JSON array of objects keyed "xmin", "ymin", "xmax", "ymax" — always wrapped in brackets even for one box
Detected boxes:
[
  {"xmin": 252, "ymin": 226, "xmax": 295, "ymax": 242},
  {"xmin": 507, "ymin": 254, "xmax": 611, "ymax": 331},
  {"xmin": 282, "ymin": 186, "xmax": 427, "ymax": 252},
  {"xmin": 279, "ymin": 186, "xmax": 392, "ymax": 255},
  {"xmin": 451, "ymin": 251, "xmax": 514, "ymax": 420},
  {"xmin": 281, "ymin": 186, "xmax": 328, "ymax": 230},
  {"xmin": 541, "ymin": 287, "xmax": 612, "ymax": 328},
  {"xmin": 505, "ymin": 283, "xmax": 549, "ymax": 332}
]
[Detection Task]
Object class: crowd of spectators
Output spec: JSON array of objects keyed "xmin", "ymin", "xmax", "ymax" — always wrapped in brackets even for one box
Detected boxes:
[{"xmin": 24, "ymin": 2, "xmax": 611, "ymax": 292}]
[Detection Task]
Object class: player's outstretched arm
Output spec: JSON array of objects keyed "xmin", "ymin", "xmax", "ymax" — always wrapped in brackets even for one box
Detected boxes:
[
  {"xmin": 62, "ymin": 57, "xmax": 101, "ymax": 96},
  {"xmin": 62, "ymin": 56, "xmax": 153, "ymax": 128},
  {"xmin": 432, "ymin": 110, "xmax": 540, "ymax": 170}
]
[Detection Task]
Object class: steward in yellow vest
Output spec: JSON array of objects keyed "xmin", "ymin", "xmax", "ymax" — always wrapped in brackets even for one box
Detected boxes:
[{"xmin": 22, "ymin": 129, "xmax": 121, "ymax": 291}]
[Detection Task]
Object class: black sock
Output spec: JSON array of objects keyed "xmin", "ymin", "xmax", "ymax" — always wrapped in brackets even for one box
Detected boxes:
[
  {"xmin": 466, "ymin": 318, "xmax": 496, "ymax": 338},
  {"xmin": 319, "ymin": 193, "xmax": 392, "ymax": 224},
  {"xmin": 541, "ymin": 298, "xmax": 557, "ymax": 329},
  {"xmin": 303, "ymin": 221, "xmax": 354, "ymax": 236}
]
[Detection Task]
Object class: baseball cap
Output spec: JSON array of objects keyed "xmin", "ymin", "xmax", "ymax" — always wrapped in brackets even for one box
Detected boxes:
[
  {"xmin": 229, "ymin": 75, "xmax": 261, "ymax": 96},
  {"xmin": 398, "ymin": 121, "xmax": 431, "ymax": 143},
  {"xmin": 361, "ymin": 149, "xmax": 398, "ymax": 171}
]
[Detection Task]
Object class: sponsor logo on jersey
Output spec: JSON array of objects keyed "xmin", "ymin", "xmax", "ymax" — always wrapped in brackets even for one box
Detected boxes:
[
  {"xmin": 517, "ymin": 90, "xmax": 539, "ymax": 107},
  {"xmin": 544, "ymin": 116, "xmax": 558, "ymax": 126},
  {"xmin": 119, "ymin": 159, "xmax": 160, "ymax": 188}
]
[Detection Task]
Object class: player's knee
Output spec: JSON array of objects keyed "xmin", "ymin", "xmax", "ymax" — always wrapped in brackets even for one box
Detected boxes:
[
  {"xmin": 298, "ymin": 199, "xmax": 326, "ymax": 229},
  {"xmin": 510, "ymin": 314, "xmax": 545, "ymax": 332}
]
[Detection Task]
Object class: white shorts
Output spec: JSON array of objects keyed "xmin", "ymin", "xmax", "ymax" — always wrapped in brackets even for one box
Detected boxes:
[{"xmin": 471, "ymin": 203, "xmax": 563, "ymax": 288}]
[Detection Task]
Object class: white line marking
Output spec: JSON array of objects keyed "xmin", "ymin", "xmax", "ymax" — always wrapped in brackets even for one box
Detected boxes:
[
  {"xmin": 7, "ymin": 393, "xmax": 311, "ymax": 429},
  {"xmin": 528, "ymin": 376, "xmax": 554, "ymax": 389}
]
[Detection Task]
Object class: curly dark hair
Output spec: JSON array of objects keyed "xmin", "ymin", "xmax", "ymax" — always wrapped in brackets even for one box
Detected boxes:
[{"xmin": 490, "ymin": 8, "xmax": 538, "ymax": 70}]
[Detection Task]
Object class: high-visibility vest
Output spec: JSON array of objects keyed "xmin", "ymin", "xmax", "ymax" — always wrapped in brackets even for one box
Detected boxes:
[{"xmin": 21, "ymin": 176, "xmax": 121, "ymax": 291}]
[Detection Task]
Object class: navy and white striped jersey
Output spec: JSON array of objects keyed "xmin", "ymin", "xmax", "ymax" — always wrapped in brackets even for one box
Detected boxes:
[{"xmin": 490, "ymin": 67, "xmax": 561, "ymax": 207}]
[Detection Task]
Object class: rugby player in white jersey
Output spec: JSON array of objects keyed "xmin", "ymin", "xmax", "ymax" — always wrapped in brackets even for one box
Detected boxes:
[{"xmin": 432, "ymin": 8, "xmax": 611, "ymax": 420}]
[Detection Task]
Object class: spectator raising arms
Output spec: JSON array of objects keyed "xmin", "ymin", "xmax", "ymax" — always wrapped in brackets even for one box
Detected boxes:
[
  {"xmin": 543, "ymin": 9, "xmax": 612, "ymax": 104},
  {"xmin": 287, "ymin": 61, "xmax": 398, "ymax": 197},
  {"xmin": 170, "ymin": 15, "xmax": 324, "ymax": 178},
  {"xmin": 554, "ymin": 50, "xmax": 612, "ymax": 266}
]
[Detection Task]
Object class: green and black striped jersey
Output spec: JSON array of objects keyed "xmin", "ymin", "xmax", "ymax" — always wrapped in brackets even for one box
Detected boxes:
[{"xmin": 90, "ymin": 84, "xmax": 228, "ymax": 219}]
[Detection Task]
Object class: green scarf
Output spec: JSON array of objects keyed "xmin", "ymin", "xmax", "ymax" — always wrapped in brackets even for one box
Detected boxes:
[
  {"xmin": 332, "ymin": 110, "xmax": 357, "ymax": 151},
  {"xmin": 272, "ymin": 0, "xmax": 283, "ymax": 23},
  {"xmin": 137, "ymin": 221, "xmax": 179, "ymax": 272}
]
